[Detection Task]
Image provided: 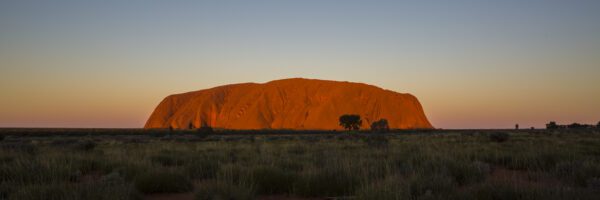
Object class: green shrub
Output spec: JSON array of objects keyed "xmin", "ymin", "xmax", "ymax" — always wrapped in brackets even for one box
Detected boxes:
[
  {"xmin": 0, "ymin": 155, "xmax": 15, "ymax": 164},
  {"xmin": 362, "ymin": 135, "xmax": 389, "ymax": 148},
  {"xmin": 111, "ymin": 163, "xmax": 150, "ymax": 181},
  {"xmin": 250, "ymin": 165, "xmax": 296, "ymax": 194},
  {"xmin": 74, "ymin": 140, "xmax": 97, "ymax": 152},
  {"xmin": 294, "ymin": 166, "xmax": 360, "ymax": 197},
  {"xmin": 0, "ymin": 159, "xmax": 72, "ymax": 184},
  {"xmin": 217, "ymin": 164, "xmax": 248, "ymax": 184},
  {"xmin": 0, "ymin": 182, "xmax": 15, "ymax": 199},
  {"xmin": 1, "ymin": 142, "xmax": 37, "ymax": 154},
  {"xmin": 134, "ymin": 171, "xmax": 193, "ymax": 194},
  {"xmin": 465, "ymin": 180, "xmax": 600, "ymax": 200},
  {"xmin": 8, "ymin": 179, "xmax": 139, "ymax": 200},
  {"xmin": 356, "ymin": 176, "xmax": 409, "ymax": 200},
  {"xmin": 286, "ymin": 144, "xmax": 306, "ymax": 155},
  {"xmin": 555, "ymin": 160, "xmax": 600, "ymax": 186},
  {"xmin": 446, "ymin": 160, "xmax": 490, "ymax": 185},
  {"xmin": 68, "ymin": 156, "xmax": 108, "ymax": 174},
  {"xmin": 275, "ymin": 159, "xmax": 305, "ymax": 172},
  {"xmin": 408, "ymin": 172, "xmax": 456, "ymax": 199},
  {"xmin": 489, "ymin": 132, "xmax": 510, "ymax": 143},
  {"xmin": 184, "ymin": 158, "xmax": 220, "ymax": 179},
  {"xmin": 149, "ymin": 154, "xmax": 183, "ymax": 166},
  {"xmin": 195, "ymin": 181, "xmax": 253, "ymax": 200}
]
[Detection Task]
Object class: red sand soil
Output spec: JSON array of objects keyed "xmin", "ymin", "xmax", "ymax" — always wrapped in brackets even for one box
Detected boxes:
[{"xmin": 145, "ymin": 78, "xmax": 432, "ymax": 130}]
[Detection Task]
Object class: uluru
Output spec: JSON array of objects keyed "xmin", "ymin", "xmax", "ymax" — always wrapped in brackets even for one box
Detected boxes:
[{"xmin": 145, "ymin": 78, "xmax": 433, "ymax": 130}]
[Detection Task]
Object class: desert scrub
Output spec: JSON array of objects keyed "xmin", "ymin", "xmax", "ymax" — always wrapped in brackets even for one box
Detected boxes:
[
  {"xmin": 294, "ymin": 164, "xmax": 360, "ymax": 197},
  {"xmin": 73, "ymin": 140, "xmax": 97, "ymax": 152},
  {"xmin": 554, "ymin": 159, "xmax": 600, "ymax": 187},
  {"xmin": 7, "ymin": 176, "xmax": 139, "ymax": 200},
  {"xmin": 217, "ymin": 163, "xmax": 249, "ymax": 184},
  {"xmin": 1, "ymin": 129, "xmax": 600, "ymax": 199},
  {"xmin": 356, "ymin": 175, "xmax": 410, "ymax": 200},
  {"xmin": 407, "ymin": 172, "xmax": 457, "ymax": 199},
  {"xmin": 466, "ymin": 180, "xmax": 600, "ymax": 200},
  {"xmin": 445, "ymin": 160, "xmax": 490, "ymax": 185},
  {"xmin": 250, "ymin": 165, "xmax": 297, "ymax": 194},
  {"xmin": 489, "ymin": 132, "xmax": 510, "ymax": 143},
  {"xmin": 195, "ymin": 181, "xmax": 253, "ymax": 200},
  {"xmin": 134, "ymin": 171, "xmax": 193, "ymax": 194},
  {"xmin": 1, "ymin": 142, "xmax": 37, "ymax": 155},
  {"xmin": 149, "ymin": 153, "xmax": 187, "ymax": 167},
  {"xmin": 361, "ymin": 134, "xmax": 390, "ymax": 148},
  {"xmin": 0, "ymin": 158, "xmax": 73, "ymax": 184},
  {"xmin": 183, "ymin": 157, "xmax": 220, "ymax": 179}
]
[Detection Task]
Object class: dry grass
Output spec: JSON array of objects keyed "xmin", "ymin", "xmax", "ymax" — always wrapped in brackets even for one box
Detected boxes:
[{"xmin": 0, "ymin": 129, "xmax": 599, "ymax": 199}]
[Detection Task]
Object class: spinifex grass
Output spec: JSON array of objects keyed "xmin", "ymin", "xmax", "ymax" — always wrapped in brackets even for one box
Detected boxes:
[{"xmin": 0, "ymin": 129, "xmax": 599, "ymax": 200}]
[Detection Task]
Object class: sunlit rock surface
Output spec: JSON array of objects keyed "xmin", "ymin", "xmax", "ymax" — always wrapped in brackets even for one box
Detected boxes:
[{"xmin": 145, "ymin": 78, "xmax": 433, "ymax": 130}]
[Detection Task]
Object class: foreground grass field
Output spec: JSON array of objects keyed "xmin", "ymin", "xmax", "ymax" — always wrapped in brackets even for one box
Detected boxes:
[{"xmin": 1, "ymin": 129, "xmax": 599, "ymax": 200}]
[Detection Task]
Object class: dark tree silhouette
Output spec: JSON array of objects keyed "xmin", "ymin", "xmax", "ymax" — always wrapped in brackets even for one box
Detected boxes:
[
  {"xmin": 198, "ymin": 126, "xmax": 214, "ymax": 134},
  {"xmin": 567, "ymin": 123, "xmax": 584, "ymax": 129},
  {"xmin": 339, "ymin": 114, "xmax": 362, "ymax": 131},
  {"xmin": 546, "ymin": 121, "xmax": 558, "ymax": 129},
  {"xmin": 188, "ymin": 122, "xmax": 194, "ymax": 130},
  {"xmin": 515, "ymin": 124, "xmax": 519, "ymax": 130},
  {"xmin": 597, "ymin": 121, "xmax": 600, "ymax": 128},
  {"xmin": 371, "ymin": 119, "xmax": 390, "ymax": 132}
]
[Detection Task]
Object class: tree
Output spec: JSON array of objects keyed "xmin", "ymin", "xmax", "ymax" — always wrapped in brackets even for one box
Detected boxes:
[
  {"xmin": 188, "ymin": 122, "xmax": 194, "ymax": 130},
  {"xmin": 339, "ymin": 114, "xmax": 362, "ymax": 131},
  {"xmin": 546, "ymin": 121, "xmax": 558, "ymax": 129},
  {"xmin": 371, "ymin": 119, "xmax": 390, "ymax": 132},
  {"xmin": 567, "ymin": 123, "xmax": 583, "ymax": 129},
  {"xmin": 597, "ymin": 121, "xmax": 600, "ymax": 128}
]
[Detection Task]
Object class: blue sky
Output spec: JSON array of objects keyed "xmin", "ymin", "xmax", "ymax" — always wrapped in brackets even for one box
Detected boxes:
[{"xmin": 1, "ymin": 0, "xmax": 599, "ymax": 128}]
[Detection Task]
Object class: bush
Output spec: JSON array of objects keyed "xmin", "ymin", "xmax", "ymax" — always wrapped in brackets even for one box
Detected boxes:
[
  {"xmin": 465, "ymin": 180, "xmax": 600, "ymax": 200},
  {"xmin": 8, "ymin": 179, "xmax": 139, "ymax": 200},
  {"xmin": 183, "ymin": 158, "xmax": 220, "ymax": 179},
  {"xmin": 0, "ymin": 159, "xmax": 72, "ymax": 184},
  {"xmin": 1, "ymin": 142, "xmax": 37, "ymax": 154},
  {"xmin": 555, "ymin": 160, "xmax": 600, "ymax": 186},
  {"xmin": 195, "ymin": 181, "xmax": 253, "ymax": 200},
  {"xmin": 356, "ymin": 176, "xmax": 409, "ymax": 200},
  {"xmin": 74, "ymin": 140, "xmax": 97, "ymax": 152},
  {"xmin": 489, "ymin": 132, "xmax": 509, "ymax": 143},
  {"xmin": 294, "ymin": 166, "xmax": 360, "ymax": 197},
  {"xmin": 370, "ymin": 119, "xmax": 390, "ymax": 132},
  {"xmin": 250, "ymin": 166, "xmax": 296, "ymax": 194},
  {"xmin": 408, "ymin": 173, "xmax": 456, "ymax": 198},
  {"xmin": 446, "ymin": 160, "xmax": 490, "ymax": 185},
  {"xmin": 149, "ymin": 154, "xmax": 186, "ymax": 167},
  {"xmin": 134, "ymin": 171, "xmax": 193, "ymax": 194},
  {"xmin": 362, "ymin": 135, "xmax": 389, "ymax": 148}
]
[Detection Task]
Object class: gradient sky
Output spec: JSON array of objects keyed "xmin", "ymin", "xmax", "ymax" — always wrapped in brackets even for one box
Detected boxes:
[{"xmin": 1, "ymin": 0, "xmax": 599, "ymax": 129}]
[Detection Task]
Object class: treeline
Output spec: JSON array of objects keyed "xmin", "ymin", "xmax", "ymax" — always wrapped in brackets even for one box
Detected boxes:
[
  {"xmin": 546, "ymin": 121, "xmax": 600, "ymax": 129},
  {"xmin": 338, "ymin": 114, "xmax": 390, "ymax": 132}
]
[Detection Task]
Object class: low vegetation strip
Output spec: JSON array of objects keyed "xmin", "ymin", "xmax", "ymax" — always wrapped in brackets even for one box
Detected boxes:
[{"xmin": 0, "ymin": 129, "xmax": 599, "ymax": 200}]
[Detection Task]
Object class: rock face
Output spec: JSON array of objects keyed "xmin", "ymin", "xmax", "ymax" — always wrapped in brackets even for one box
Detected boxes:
[{"xmin": 144, "ymin": 78, "xmax": 433, "ymax": 130}]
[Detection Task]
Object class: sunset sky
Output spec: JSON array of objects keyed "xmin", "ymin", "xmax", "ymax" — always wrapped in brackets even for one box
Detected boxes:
[{"xmin": 1, "ymin": 0, "xmax": 599, "ymax": 129}]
